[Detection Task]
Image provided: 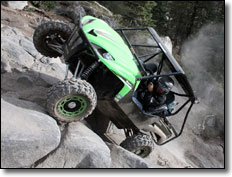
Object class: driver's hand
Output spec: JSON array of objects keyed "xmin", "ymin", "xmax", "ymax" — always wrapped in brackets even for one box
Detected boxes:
[{"xmin": 148, "ymin": 82, "xmax": 154, "ymax": 92}]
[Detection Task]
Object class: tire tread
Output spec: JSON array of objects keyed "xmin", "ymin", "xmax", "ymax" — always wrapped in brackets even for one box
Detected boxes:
[
  {"xmin": 120, "ymin": 133, "xmax": 154, "ymax": 158},
  {"xmin": 47, "ymin": 79, "xmax": 97, "ymax": 123},
  {"xmin": 33, "ymin": 21, "xmax": 71, "ymax": 57}
]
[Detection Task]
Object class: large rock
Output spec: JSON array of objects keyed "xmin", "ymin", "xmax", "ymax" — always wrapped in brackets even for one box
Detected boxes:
[
  {"xmin": 80, "ymin": 1, "xmax": 113, "ymax": 17},
  {"xmin": 54, "ymin": 2, "xmax": 86, "ymax": 24},
  {"xmin": 107, "ymin": 143, "xmax": 156, "ymax": 168},
  {"xmin": 184, "ymin": 137, "xmax": 224, "ymax": 168},
  {"xmin": 19, "ymin": 37, "xmax": 42, "ymax": 60},
  {"xmin": 1, "ymin": 98, "xmax": 61, "ymax": 168},
  {"xmin": 1, "ymin": 69, "xmax": 53, "ymax": 108},
  {"xmin": 1, "ymin": 1, "xmax": 28, "ymax": 10},
  {"xmin": 31, "ymin": 62, "xmax": 67, "ymax": 85},
  {"xmin": 55, "ymin": 1, "xmax": 116, "ymax": 27},
  {"xmin": 36, "ymin": 122, "xmax": 111, "ymax": 168},
  {"xmin": 1, "ymin": 36, "xmax": 35, "ymax": 68},
  {"xmin": 1, "ymin": 25, "xmax": 69, "ymax": 107},
  {"xmin": 1, "ymin": 26, "xmax": 35, "ymax": 69},
  {"xmin": 80, "ymin": 2, "xmax": 116, "ymax": 27},
  {"xmin": 161, "ymin": 36, "xmax": 172, "ymax": 54},
  {"xmin": 1, "ymin": 25, "xmax": 24, "ymax": 39},
  {"xmin": 200, "ymin": 115, "xmax": 223, "ymax": 140},
  {"xmin": 1, "ymin": 56, "xmax": 11, "ymax": 73}
]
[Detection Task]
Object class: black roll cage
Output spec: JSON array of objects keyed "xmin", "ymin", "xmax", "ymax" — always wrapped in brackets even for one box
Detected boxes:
[{"xmin": 114, "ymin": 27, "xmax": 197, "ymax": 145}]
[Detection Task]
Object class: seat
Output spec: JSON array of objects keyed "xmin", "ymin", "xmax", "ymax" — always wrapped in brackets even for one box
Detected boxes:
[
  {"xmin": 143, "ymin": 63, "xmax": 158, "ymax": 74},
  {"xmin": 132, "ymin": 91, "xmax": 168, "ymax": 117}
]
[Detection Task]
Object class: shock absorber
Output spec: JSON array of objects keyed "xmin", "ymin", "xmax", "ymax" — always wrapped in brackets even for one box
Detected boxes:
[{"xmin": 81, "ymin": 61, "xmax": 99, "ymax": 80}]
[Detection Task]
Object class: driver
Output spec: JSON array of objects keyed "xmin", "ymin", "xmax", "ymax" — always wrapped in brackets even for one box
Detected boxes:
[{"xmin": 141, "ymin": 76, "xmax": 174, "ymax": 114}]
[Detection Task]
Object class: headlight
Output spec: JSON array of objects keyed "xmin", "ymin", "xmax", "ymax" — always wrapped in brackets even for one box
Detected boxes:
[
  {"xmin": 92, "ymin": 44, "xmax": 115, "ymax": 61},
  {"xmin": 102, "ymin": 53, "xmax": 114, "ymax": 61}
]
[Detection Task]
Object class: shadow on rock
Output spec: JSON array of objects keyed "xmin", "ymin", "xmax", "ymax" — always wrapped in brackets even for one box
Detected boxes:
[{"xmin": 1, "ymin": 68, "xmax": 61, "ymax": 111}]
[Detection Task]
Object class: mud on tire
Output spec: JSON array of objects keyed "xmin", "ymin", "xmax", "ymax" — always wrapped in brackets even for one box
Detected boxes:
[
  {"xmin": 47, "ymin": 79, "xmax": 97, "ymax": 123},
  {"xmin": 33, "ymin": 21, "xmax": 71, "ymax": 57},
  {"xmin": 120, "ymin": 133, "xmax": 154, "ymax": 158}
]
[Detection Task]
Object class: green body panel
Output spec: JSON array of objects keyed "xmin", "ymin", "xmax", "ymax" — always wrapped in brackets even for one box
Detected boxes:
[{"xmin": 81, "ymin": 16, "xmax": 141, "ymax": 98}]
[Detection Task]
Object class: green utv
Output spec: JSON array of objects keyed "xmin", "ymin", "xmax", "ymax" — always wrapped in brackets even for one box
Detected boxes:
[{"xmin": 33, "ymin": 15, "xmax": 198, "ymax": 158}]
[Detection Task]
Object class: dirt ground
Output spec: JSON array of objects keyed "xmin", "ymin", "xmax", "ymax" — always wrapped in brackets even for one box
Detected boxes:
[{"xmin": 1, "ymin": 4, "xmax": 72, "ymax": 37}]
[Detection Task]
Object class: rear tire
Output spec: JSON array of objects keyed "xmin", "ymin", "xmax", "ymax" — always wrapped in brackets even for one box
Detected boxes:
[
  {"xmin": 120, "ymin": 133, "xmax": 154, "ymax": 158},
  {"xmin": 33, "ymin": 21, "xmax": 71, "ymax": 57},
  {"xmin": 47, "ymin": 79, "xmax": 97, "ymax": 123}
]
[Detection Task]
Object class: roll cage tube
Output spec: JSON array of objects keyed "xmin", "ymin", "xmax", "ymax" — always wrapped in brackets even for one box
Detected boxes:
[
  {"xmin": 75, "ymin": 15, "xmax": 195, "ymax": 100},
  {"xmin": 158, "ymin": 99, "xmax": 194, "ymax": 145},
  {"xmin": 114, "ymin": 27, "xmax": 195, "ymax": 98},
  {"xmin": 79, "ymin": 14, "xmax": 99, "ymax": 59}
]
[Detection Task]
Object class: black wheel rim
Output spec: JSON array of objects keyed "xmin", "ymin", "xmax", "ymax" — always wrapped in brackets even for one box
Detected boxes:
[{"xmin": 45, "ymin": 33, "xmax": 65, "ymax": 54}]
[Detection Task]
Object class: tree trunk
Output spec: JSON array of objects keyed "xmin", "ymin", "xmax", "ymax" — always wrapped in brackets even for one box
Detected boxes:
[{"xmin": 185, "ymin": 1, "xmax": 198, "ymax": 39}]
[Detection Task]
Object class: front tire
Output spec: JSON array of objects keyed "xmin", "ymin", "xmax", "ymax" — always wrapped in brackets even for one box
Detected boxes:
[
  {"xmin": 33, "ymin": 21, "xmax": 71, "ymax": 57},
  {"xmin": 47, "ymin": 79, "xmax": 97, "ymax": 123},
  {"xmin": 120, "ymin": 133, "xmax": 154, "ymax": 158}
]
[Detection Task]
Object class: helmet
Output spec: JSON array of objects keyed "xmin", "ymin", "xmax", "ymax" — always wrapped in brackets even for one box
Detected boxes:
[{"xmin": 156, "ymin": 76, "xmax": 174, "ymax": 95}]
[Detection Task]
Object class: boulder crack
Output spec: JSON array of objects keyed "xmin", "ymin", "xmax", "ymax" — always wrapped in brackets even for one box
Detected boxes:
[{"xmin": 32, "ymin": 123, "xmax": 69, "ymax": 168}]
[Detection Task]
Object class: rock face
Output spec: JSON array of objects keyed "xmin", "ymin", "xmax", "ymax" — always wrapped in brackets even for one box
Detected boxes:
[
  {"xmin": 200, "ymin": 115, "xmax": 221, "ymax": 140},
  {"xmin": 36, "ymin": 122, "xmax": 111, "ymax": 168},
  {"xmin": 1, "ymin": 25, "xmax": 69, "ymax": 108},
  {"xmin": 54, "ymin": 1, "xmax": 86, "ymax": 24},
  {"xmin": 161, "ymin": 36, "xmax": 172, "ymax": 54},
  {"xmin": 54, "ymin": 1, "xmax": 117, "ymax": 27},
  {"xmin": 1, "ymin": 98, "xmax": 61, "ymax": 168},
  {"xmin": 1, "ymin": 27, "xmax": 35, "ymax": 69}
]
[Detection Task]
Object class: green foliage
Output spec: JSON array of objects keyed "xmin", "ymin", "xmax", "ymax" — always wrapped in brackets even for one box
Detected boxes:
[
  {"xmin": 98, "ymin": 1, "xmax": 157, "ymax": 27},
  {"xmin": 151, "ymin": 1, "xmax": 224, "ymax": 53},
  {"xmin": 140, "ymin": 1, "xmax": 157, "ymax": 26},
  {"xmin": 124, "ymin": 1, "xmax": 157, "ymax": 26},
  {"xmin": 31, "ymin": 1, "xmax": 56, "ymax": 11},
  {"xmin": 26, "ymin": 7, "xmax": 36, "ymax": 12},
  {"xmin": 97, "ymin": 1, "xmax": 225, "ymax": 53},
  {"xmin": 31, "ymin": 1, "xmax": 40, "ymax": 6}
]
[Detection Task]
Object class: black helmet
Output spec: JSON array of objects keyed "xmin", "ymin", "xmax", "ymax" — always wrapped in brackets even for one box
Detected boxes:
[{"xmin": 156, "ymin": 76, "xmax": 174, "ymax": 95}]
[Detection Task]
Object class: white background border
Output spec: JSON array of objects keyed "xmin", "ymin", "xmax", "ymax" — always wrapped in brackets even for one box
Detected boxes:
[{"xmin": 0, "ymin": 0, "xmax": 230, "ymax": 176}]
